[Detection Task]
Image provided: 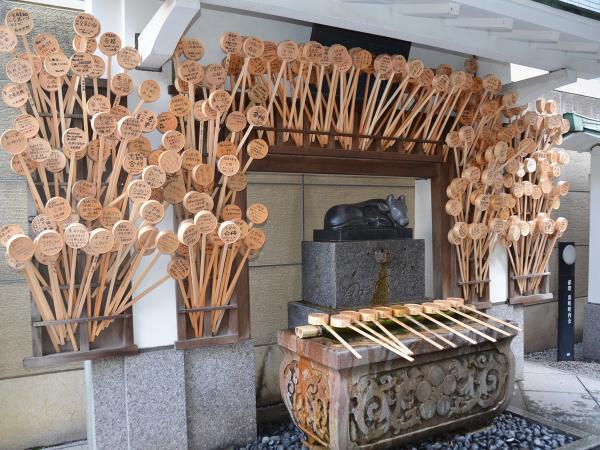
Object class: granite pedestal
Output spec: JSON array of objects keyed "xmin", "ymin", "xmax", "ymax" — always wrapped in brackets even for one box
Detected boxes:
[
  {"xmin": 292, "ymin": 238, "xmax": 425, "ymax": 328},
  {"xmin": 302, "ymin": 239, "xmax": 424, "ymax": 309},
  {"xmin": 583, "ymin": 302, "xmax": 600, "ymax": 361},
  {"xmin": 85, "ymin": 342, "xmax": 257, "ymax": 450},
  {"xmin": 490, "ymin": 303, "xmax": 524, "ymax": 381}
]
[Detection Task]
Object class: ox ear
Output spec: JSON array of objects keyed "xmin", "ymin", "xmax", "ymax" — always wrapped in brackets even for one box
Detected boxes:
[
  {"xmin": 399, "ymin": 194, "xmax": 405, "ymax": 201},
  {"xmin": 385, "ymin": 194, "xmax": 395, "ymax": 208}
]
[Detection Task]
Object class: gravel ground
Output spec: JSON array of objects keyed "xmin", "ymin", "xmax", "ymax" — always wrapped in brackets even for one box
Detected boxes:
[
  {"xmin": 233, "ymin": 412, "xmax": 576, "ymax": 450},
  {"xmin": 526, "ymin": 343, "xmax": 600, "ymax": 380}
]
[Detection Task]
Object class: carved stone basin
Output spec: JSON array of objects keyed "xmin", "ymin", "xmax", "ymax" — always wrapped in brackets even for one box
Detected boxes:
[{"xmin": 278, "ymin": 322, "xmax": 516, "ymax": 449}]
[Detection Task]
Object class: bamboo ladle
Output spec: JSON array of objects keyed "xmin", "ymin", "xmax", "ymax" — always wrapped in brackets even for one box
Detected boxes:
[{"xmin": 307, "ymin": 312, "xmax": 361, "ymax": 359}]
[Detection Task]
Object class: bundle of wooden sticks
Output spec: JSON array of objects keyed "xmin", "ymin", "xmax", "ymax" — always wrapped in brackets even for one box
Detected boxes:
[
  {"xmin": 0, "ymin": 10, "xmax": 271, "ymax": 352},
  {"xmin": 444, "ymin": 70, "xmax": 570, "ymax": 299},
  {"xmin": 171, "ymin": 34, "xmax": 486, "ymax": 152},
  {"xmin": 295, "ymin": 298, "xmax": 520, "ymax": 360}
]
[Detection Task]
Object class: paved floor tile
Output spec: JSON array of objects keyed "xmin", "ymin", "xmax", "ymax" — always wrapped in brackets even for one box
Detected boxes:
[
  {"xmin": 524, "ymin": 360, "xmax": 567, "ymax": 375},
  {"xmin": 42, "ymin": 440, "xmax": 88, "ymax": 449},
  {"xmin": 577, "ymin": 375, "xmax": 600, "ymax": 405},
  {"xmin": 521, "ymin": 390, "xmax": 600, "ymax": 435},
  {"xmin": 521, "ymin": 372, "xmax": 587, "ymax": 393}
]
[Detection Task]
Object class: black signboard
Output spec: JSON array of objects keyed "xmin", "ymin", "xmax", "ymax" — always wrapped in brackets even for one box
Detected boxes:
[{"xmin": 557, "ymin": 242, "xmax": 576, "ymax": 361}]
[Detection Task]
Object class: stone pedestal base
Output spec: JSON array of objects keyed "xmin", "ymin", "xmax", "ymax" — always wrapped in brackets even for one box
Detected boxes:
[
  {"xmin": 490, "ymin": 303, "xmax": 524, "ymax": 381},
  {"xmin": 85, "ymin": 342, "xmax": 257, "ymax": 450},
  {"xmin": 278, "ymin": 322, "xmax": 516, "ymax": 449},
  {"xmin": 302, "ymin": 239, "xmax": 424, "ymax": 309},
  {"xmin": 583, "ymin": 303, "xmax": 600, "ymax": 361}
]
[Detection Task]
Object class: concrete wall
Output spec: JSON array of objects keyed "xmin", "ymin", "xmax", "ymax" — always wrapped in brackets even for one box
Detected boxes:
[
  {"xmin": 522, "ymin": 91, "xmax": 593, "ymax": 353},
  {"xmin": 0, "ymin": 2, "xmax": 87, "ymax": 449}
]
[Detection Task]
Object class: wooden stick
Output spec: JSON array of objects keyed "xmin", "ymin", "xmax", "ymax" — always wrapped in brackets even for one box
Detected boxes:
[
  {"xmin": 461, "ymin": 304, "xmax": 522, "ymax": 331},
  {"xmin": 374, "ymin": 306, "xmax": 444, "ymax": 350}
]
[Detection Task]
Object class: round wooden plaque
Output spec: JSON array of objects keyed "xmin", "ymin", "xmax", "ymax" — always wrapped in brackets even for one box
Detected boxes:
[
  {"xmin": 6, "ymin": 58, "xmax": 33, "ymax": 84},
  {"xmin": 0, "ymin": 224, "xmax": 24, "ymax": 246},
  {"xmin": 5, "ymin": 8, "xmax": 33, "ymax": 36},
  {"xmin": 88, "ymin": 228, "xmax": 115, "ymax": 255},
  {"xmin": 246, "ymin": 138, "xmax": 268, "ymax": 160},
  {"xmin": 45, "ymin": 150, "xmax": 67, "ymax": 173},
  {"xmin": 195, "ymin": 210, "xmax": 217, "ymax": 234},
  {"xmin": 117, "ymin": 46, "xmax": 141, "ymax": 70},
  {"xmin": 168, "ymin": 257, "xmax": 190, "ymax": 280},
  {"xmin": 142, "ymin": 165, "xmax": 166, "ymax": 189},
  {"xmin": 156, "ymin": 230, "xmax": 179, "ymax": 254},
  {"xmin": 98, "ymin": 32, "xmax": 121, "ymax": 56},
  {"xmin": 2, "ymin": 82, "xmax": 29, "ymax": 108},
  {"xmin": 99, "ymin": 206, "xmax": 122, "ymax": 228},
  {"xmin": 227, "ymin": 173, "xmax": 247, "ymax": 192},
  {"xmin": 91, "ymin": 112, "xmax": 117, "ymax": 137},
  {"xmin": 117, "ymin": 116, "xmax": 142, "ymax": 140},
  {"xmin": 44, "ymin": 52, "xmax": 70, "ymax": 77},
  {"xmin": 244, "ymin": 227, "xmax": 266, "ymax": 250},
  {"xmin": 111, "ymin": 72, "xmax": 134, "ymax": 97},
  {"xmin": 70, "ymin": 52, "xmax": 94, "ymax": 76},
  {"xmin": 13, "ymin": 114, "xmax": 39, "ymax": 139},
  {"xmin": 242, "ymin": 36, "xmax": 264, "ymax": 58},
  {"xmin": 33, "ymin": 230, "xmax": 64, "ymax": 256},
  {"xmin": 26, "ymin": 137, "xmax": 51, "ymax": 162},
  {"xmin": 158, "ymin": 150, "xmax": 182, "ymax": 174},
  {"xmin": 44, "ymin": 197, "xmax": 71, "ymax": 223},
  {"xmin": 7, "ymin": 234, "xmax": 35, "ymax": 262},
  {"xmin": 217, "ymin": 154, "xmax": 240, "ymax": 177},
  {"xmin": 177, "ymin": 220, "xmax": 201, "ymax": 246},
  {"xmin": 157, "ymin": 111, "xmax": 178, "ymax": 133},
  {"xmin": 77, "ymin": 197, "xmax": 102, "ymax": 221},
  {"xmin": 220, "ymin": 32, "xmax": 242, "ymax": 55},
  {"xmin": 225, "ymin": 111, "xmax": 247, "ymax": 133},
  {"xmin": 192, "ymin": 164, "xmax": 214, "ymax": 186},
  {"xmin": 137, "ymin": 79, "xmax": 161, "ymax": 104},
  {"xmin": 169, "ymin": 94, "xmax": 192, "ymax": 117},
  {"xmin": 31, "ymin": 214, "xmax": 56, "ymax": 235},
  {"xmin": 246, "ymin": 105, "xmax": 268, "ymax": 127},
  {"xmin": 139, "ymin": 200, "xmax": 164, "ymax": 225},
  {"xmin": 162, "ymin": 130, "xmax": 185, "ymax": 152},
  {"xmin": 63, "ymin": 222, "xmax": 89, "ymax": 249},
  {"xmin": 1, "ymin": 129, "xmax": 27, "ymax": 155},
  {"xmin": 277, "ymin": 40, "xmax": 299, "ymax": 62},
  {"xmin": 221, "ymin": 204, "xmax": 242, "ymax": 221},
  {"xmin": 246, "ymin": 203, "xmax": 268, "ymax": 225},
  {"xmin": 0, "ymin": 25, "xmax": 18, "ymax": 53},
  {"xmin": 218, "ymin": 221, "xmax": 241, "ymax": 245},
  {"xmin": 112, "ymin": 220, "xmax": 136, "ymax": 245},
  {"xmin": 73, "ymin": 12, "xmax": 100, "ymax": 38},
  {"xmin": 204, "ymin": 64, "xmax": 226, "ymax": 89}
]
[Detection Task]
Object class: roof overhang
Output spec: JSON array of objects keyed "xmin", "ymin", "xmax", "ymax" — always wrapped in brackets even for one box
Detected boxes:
[
  {"xmin": 196, "ymin": 0, "xmax": 600, "ymax": 78},
  {"xmin": 563, "ymin": 112, "xmax": 600, "ymax": 152}
]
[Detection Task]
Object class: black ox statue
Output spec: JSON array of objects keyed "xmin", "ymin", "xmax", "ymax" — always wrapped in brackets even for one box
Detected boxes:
[
  {"xmin": 313, "ymin": 194, "xmax": 412, "ymax": 241},
  {"xmin": 324, "ymin": 194, "xmax": 409, "ymax": 231}
]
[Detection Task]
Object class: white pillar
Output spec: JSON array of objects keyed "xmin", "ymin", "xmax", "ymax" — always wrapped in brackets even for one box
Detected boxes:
[
  {"xmin": 414, "ymin": 179, "xmax": 433, "ymax": 298},
  {"xmin": 489, "ymin": 244, "xmax": 508, "ymax": 303},
  {"xmin": 589, "ymin": 147, "xmax": 600, "ymax": 304},
  {"xmin": 88, "ymin": 0, "xmax": 178, "ymax": 348}
]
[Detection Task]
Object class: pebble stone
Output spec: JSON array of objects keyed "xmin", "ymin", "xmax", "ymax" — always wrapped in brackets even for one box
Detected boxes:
[
  {"xmin": 228, "ymin": 412, "xmax": 576, "ymax": 450},
  {"xmin": 526, "ymin": 343, "xmax": 600, "ymax": 380}
]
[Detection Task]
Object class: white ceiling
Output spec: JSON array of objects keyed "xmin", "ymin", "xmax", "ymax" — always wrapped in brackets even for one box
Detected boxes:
[{"xmin": 203, "ymin": 0, "xmax": 600, "ymax": 78}]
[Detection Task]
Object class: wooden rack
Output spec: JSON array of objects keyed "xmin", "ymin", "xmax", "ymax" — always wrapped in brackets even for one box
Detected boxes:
[
  {"xmin": 508, "ymin": 270, "xmax": 553, "ymax": 305},
  {"xmin": 22, "ymin": 80, "xmax": 137, "ymax": 367}
]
